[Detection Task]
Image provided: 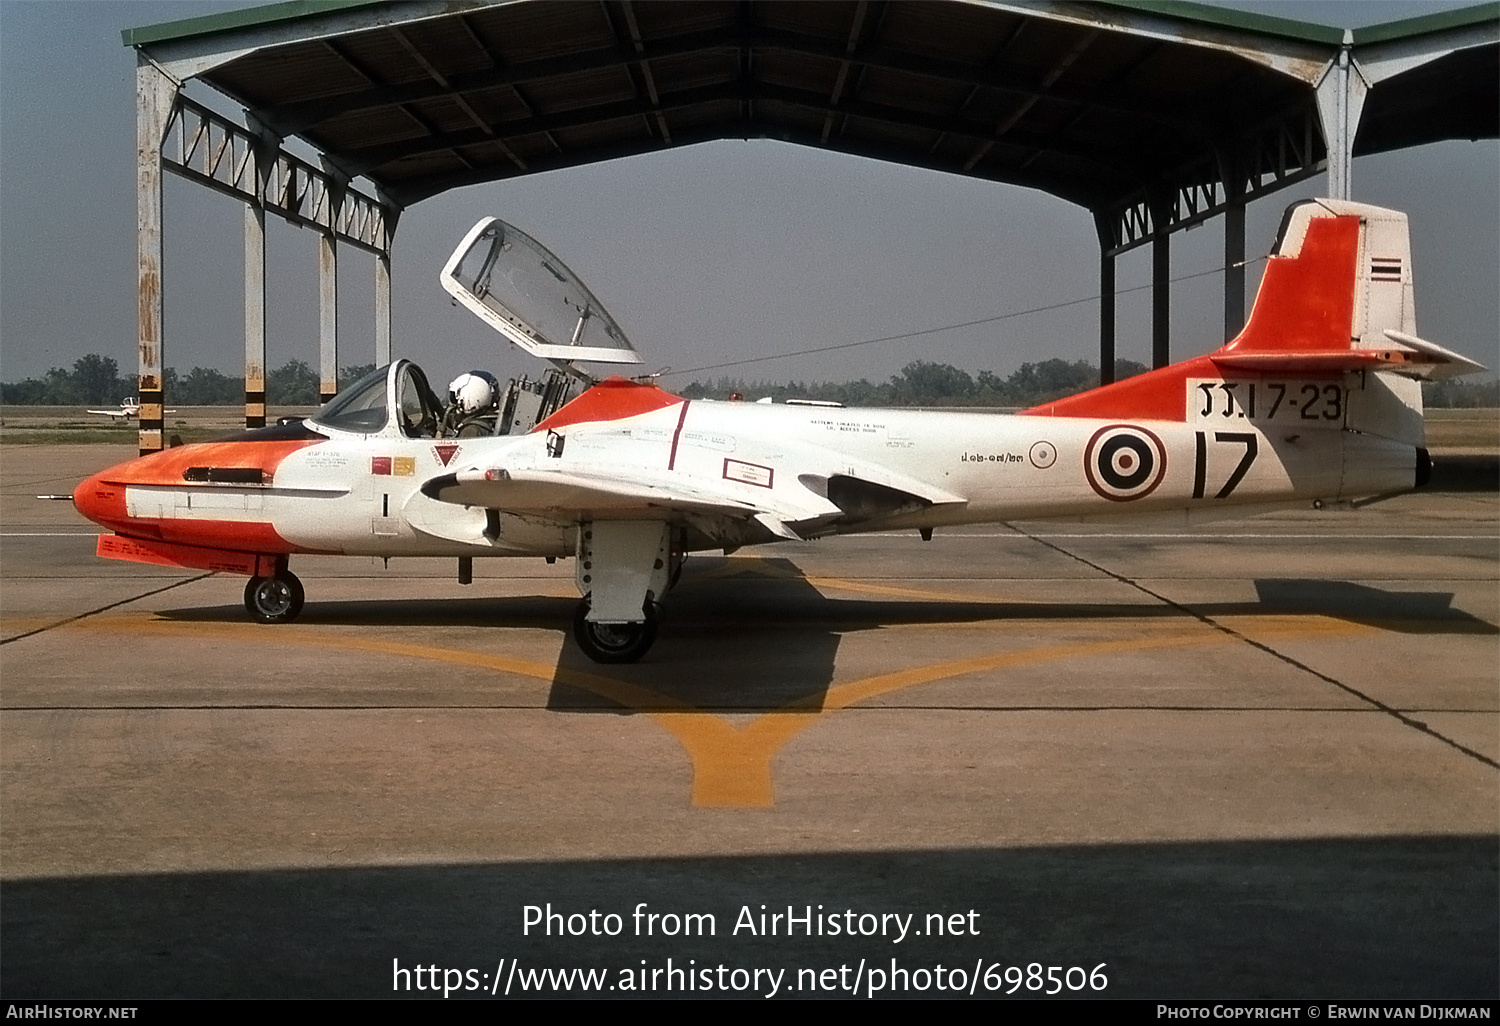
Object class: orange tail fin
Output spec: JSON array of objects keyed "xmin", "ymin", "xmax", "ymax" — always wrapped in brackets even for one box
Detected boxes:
[{"xmin": 1020, "ymin": 199, "xmax": 1466, "ymax": 422}]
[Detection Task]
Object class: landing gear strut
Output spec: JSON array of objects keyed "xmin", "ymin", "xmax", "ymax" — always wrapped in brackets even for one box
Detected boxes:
[
  {"xmin": 572, "ymin": 598, "xmax": 658, "ymax": 663},
  {"xmin": 571, "ymin": 520, "xmax": 675, "ymax": 663},
  {"xmin": 244, "ymin": 571, "xmax": 304, "ymax": 624}
]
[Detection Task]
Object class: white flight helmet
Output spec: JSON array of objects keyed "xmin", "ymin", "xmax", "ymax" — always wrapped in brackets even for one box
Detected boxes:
[{"xmin": 448, "ymin": 371, "xmax": 498, "ymax": 414}]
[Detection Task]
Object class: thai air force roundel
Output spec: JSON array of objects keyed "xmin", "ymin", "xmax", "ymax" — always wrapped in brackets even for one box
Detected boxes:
[{"xmin": 1084, "ymin": 424, "xmax": 1166, "ymax": 502}]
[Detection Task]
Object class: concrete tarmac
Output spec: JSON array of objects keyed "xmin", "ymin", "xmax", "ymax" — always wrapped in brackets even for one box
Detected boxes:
[{"xmin": 2, "ymin": 444, "xmax": 1495, "ymax": 999}]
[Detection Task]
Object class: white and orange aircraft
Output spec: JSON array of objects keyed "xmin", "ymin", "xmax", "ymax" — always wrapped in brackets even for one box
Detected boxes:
[
  {"xmin": 87, "ymin": 397, "xmax": 176, "ymax": 421},
  {"xmin": 73, "ymin": 199, "xmax": 1483, "ymax": 662}
]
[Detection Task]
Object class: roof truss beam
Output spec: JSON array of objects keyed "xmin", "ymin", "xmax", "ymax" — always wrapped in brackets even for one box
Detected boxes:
[
  {"xmin": 336, "ymin": 77, "xmax": 1153, "ymax": 178},
  {"xmin": 266, "ymin": 24, "xmax": 736, "ymax": 134},
  {"xmin": 1101, "ymin": 102, "xmax": 1324, "ymax": 255},
  {"xmin": 819, "ymin": 0, "xmax": 875, "ymax": 144},
  {"xmin": 135, "ymin": 0, "xmax": 506, "ymax": 80},
  {"xmin": 265, "ymin": 20, "xmax": 1209, "ymax": 139},
  {"xmin": 976, "ymin": 0, "xmax": 1334, "ymax": 81},
  {"xmin": 616, "ymin": 0, "xmax": 672, "ymax": 143},
  {"xmin": 392, "ymin": 117, "xmax": 1104, "ymax": 206},
  {"xmin": 162, "ymin": 94, "xmax": 395, "ymax": 254}
]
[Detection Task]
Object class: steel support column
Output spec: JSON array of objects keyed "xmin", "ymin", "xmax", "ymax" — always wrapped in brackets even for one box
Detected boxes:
[
  {"xmin": 319, "ymin": 233, "xmax": 339, "ymax": 403},
  {"xmin": 1099, "ymin": 249, "xmax": 1116, "ymax": 385},
  {"xmin": 244, "ymin": 201, "xmax": 267, "ymax": 428},
  {"xmin": 135, "ymin": 58, "xmax": 176, "ymax": 456},
  {"xmin": 139, "ymin": 51, "xmax": 401, "ymax": 434},
  {"xmin": 1093, "ymin": 213, "xmax": 1117, "ymax": 386},
  {"xmin": 1223, "ymin": 196, "xmax": 1246, "ymax": 342},
  {"xmin": 1151, "ymin": 216, "xmax": 1171, "ymax": 370},
  {"xmin": 375, "ymin": 252, "xmax": 392, "ymax": 365},
  {"xmin": 1314, "ymin": 32, "xmax": 1369, "ymax": 201},
  {"xmin": 243, "ymin": 119, "xmax": 277, "ymax": 429}
]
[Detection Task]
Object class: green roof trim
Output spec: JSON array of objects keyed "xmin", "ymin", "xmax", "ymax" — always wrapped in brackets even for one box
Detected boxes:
[
  {"xmin": 118, "ymin": 0, "xmax": 1500, "ymax": 56},
  {"xmin": 125, "ymin": 0, "xmax": 1353, "ymax": 51},
  {"xmin": 1352, "ymin": 2, "xmax": 1499, "ymax": 46},
  {"xmin": 122, "ymin": 0, "xmax": 390, "ymax": 48},
  {"xmin": 1096, "ymin": 0, "xmax": 1344, "ymax": 45}
]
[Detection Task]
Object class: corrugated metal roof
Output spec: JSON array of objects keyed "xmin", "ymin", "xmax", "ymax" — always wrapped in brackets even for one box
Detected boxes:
[{"xmin": 123, "ymin": 0, "xmax": 1498, "ymax": 225}]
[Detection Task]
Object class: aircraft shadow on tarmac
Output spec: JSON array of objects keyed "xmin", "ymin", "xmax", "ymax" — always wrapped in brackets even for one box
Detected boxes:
[
  {"xmin": 1252, "ymin": 579, "xmax": 1500, "ymax": 635},
  {"xmin": 155, "ymin": 558, "xmax": 1495, "ymax": 715},
  {"xmin": 1428, "ymin": 453, "xmax": 1500, "ymax": 492},
  {"xmin": 2, "ymin": 835, "xmax": 1495, "ymax": 1000}
]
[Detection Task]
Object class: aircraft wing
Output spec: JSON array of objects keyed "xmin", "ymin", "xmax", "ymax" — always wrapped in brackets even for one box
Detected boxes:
[
  {"xmin": 87, "ymin": 409, "xmax": 131, "ymax": 419},
  {"xmin": 420, "ymin": 464, "xmax": 841, "ymax": 530}
]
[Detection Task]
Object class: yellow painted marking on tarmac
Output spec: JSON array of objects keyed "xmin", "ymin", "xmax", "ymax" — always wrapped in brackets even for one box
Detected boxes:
[
  {"xmin": 676, "ymin": 618, "xmax": 1368, "ymax": 806},
  {"xmin": 53, "ymin": 612, "xmax": 1370, "ymax": 808},
  {"xmin": 803, "ymin": 575, "xmax": 996, "ymax": 604}
]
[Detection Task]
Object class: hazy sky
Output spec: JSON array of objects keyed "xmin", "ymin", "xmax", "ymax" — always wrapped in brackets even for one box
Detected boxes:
[{"xmin": 1, "ymin": 1, "xmax": 1495, "ymax": 390}]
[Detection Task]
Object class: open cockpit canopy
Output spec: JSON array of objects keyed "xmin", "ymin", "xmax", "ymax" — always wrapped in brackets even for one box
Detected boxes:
[{"xmin": 440, "ymin": 218, "xmax": 642, "ymax": 367}]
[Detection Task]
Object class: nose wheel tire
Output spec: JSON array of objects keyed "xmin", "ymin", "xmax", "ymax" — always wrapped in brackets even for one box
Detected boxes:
[
  {"xmin": 244, "ymin": 572, "xmax": 305, "ymax": 624},
  {"xmin": 572, "ymin": 598, "xmax": 658, "ymax": 664}
]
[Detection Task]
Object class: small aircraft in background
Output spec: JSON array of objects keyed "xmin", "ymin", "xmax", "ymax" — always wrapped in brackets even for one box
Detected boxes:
[
  {"xmin": 73, "ymin": 199, "xmax": 1484, "ymax": 662},
  {"xmin": 86, "ymin": 397, "xmax": 175, "ymax": 421}
]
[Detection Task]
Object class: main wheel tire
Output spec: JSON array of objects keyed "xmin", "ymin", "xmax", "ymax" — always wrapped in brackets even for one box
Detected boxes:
[
  {"xmin": 572, "ymin": 597, "xmax": 658, "ymax": 664},
  {"xmin": 244, "ymin": 572, "xmax": 305, "ymax": 624}
]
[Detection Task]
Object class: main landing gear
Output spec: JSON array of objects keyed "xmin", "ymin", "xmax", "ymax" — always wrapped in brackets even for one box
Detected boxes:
[
  {"xmin": 571, "ymin": 520, "xmax": 678, "ymax": 664},
  {"xmin": 572, "ymin": 598, "xmax": 659, "ymax": 664},
  {"xmin": 244, "ymin": 571, "xmax": 304, "ymax": 624}
]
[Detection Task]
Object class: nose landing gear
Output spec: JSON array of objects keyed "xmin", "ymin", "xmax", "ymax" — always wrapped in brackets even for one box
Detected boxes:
[{"xmin": 244, "ymin": 571, "xmax": 305, "ymax": 624}]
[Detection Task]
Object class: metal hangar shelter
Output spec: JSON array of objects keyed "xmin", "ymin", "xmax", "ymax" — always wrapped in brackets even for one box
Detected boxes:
[{"xmin": 123, "ymin": 0, "xmax": 1500, "ymax": 453}]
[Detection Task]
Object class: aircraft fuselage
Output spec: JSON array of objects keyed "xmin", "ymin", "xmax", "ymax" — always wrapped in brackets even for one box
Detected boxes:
[{"xmin": 74, "ymin": 376, "xmax": 1420, "ymax": 566}]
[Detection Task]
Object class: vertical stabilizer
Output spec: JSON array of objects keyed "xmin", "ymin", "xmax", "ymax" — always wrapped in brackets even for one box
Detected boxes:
[
  {"xmin": 1222, "ymin": 199, "xmax": 1363, "ymax": 356},
  {"xmin": 1235, "ymin": 200, "xmax": 1424, "ymax": 445},
  {"xmin": 1223, "ymin": 198, "xmax": 1415, "ymax": 357},
  {"xmin": 1022, "ymin": 198, "xmax": 1465, "ymax": 430},
  {"xmin": 1348, "ymin": 204, "xmax": 1417, "ymax": 345}
]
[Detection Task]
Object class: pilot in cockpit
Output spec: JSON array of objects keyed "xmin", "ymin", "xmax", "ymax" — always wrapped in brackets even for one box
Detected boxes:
[{"xmin": 442, "ymin": 371, "xmax": 501, "ymax": 437}]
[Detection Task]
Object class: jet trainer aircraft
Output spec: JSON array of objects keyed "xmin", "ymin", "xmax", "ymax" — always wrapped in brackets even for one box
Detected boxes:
[
  {"xmin": 73, "ymin": 200, "xmax": 1483, "ymax": 662},
  {"xmin": 87, "ymin": 398, "xmax": 176, "ymax": 421}
]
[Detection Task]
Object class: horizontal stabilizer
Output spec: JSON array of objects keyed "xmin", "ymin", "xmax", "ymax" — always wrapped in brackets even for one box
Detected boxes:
[
  {"xmin": 1381, "ymin": 330, "xmax": 1488, "ymax": 380},
  {"xmin": 1211, "ymin": 350, "xmax": 1418, "ymax": 374},
  {"xmin": 1211, "ymin": 331, "xmax": 1486, "ymax": 380}
]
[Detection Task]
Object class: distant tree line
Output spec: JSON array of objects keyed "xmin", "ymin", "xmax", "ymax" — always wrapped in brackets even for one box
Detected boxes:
[
  {"xmin": 681, "ymin": 358, "xmax": 1152, "ymax": 407},
  {"xmin": 681, "ymin": 358, "xmax": 1500, "ymax": 409},
  {"xmin": 1423, "ymin": 377, "xmax": 1500, "ymax": 408},
  {"xmin": 0, "ymin": 355, "xmax": 377, "ymax": 406},
  {"xmin": 4, "ymin": 353, "xmax": 1495, "ymax": 409}
]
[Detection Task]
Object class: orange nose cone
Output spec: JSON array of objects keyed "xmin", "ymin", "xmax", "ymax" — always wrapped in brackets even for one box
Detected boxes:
[{"xmin": 73, "ymin": 471, "xmax": 128, "ymax": 531}]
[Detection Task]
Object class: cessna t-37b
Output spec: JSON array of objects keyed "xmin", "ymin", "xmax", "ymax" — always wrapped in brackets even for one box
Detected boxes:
[{"xmin": 73, "ymin": 200, "xmax": 1484, "ymax": 662}]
